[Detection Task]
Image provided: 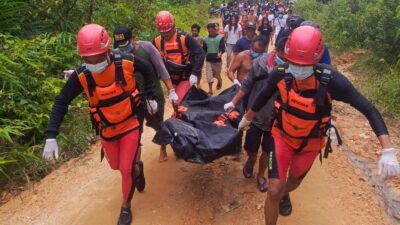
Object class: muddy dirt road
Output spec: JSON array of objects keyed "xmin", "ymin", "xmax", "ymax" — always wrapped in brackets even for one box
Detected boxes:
[{"xmin": 0, "ymin": 28, "xmax": 399, "ymax": 225}]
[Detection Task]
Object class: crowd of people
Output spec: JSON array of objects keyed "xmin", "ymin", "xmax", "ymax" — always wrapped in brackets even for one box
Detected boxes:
[{"xmin": 41, "ymin": 1, "xmax": 400, "ymax": 225}]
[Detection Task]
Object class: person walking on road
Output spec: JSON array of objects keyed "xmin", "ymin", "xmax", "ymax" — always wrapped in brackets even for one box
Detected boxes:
[
  {"xmin": 225, "ymin": 36, "xmax": 288, "ymax": 193},
  {"xmin": 42, "ymin": 24, "xmax": 159, "ymax": 225},
  {"xmin": 224, "ymin": 15, "xmax": 242, "ymax": 68},
  {"xmin": 113, "ymin": 27, "xmax": 178, "ymax": 163},
  {"xmin": 153, "ymin": 11, "xmax": 205, "ymax": 161},
  {"xmin": 238, "ymin": 26, "xmax": 400, "ymax": 225},
  {"xmin": 203, "ymin": 23, "xmax": 225, "ymax": 95}
]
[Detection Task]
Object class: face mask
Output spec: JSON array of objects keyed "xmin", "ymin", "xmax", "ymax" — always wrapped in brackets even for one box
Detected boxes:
[
  {"xmin": 85, "ymin": 56, "xmax": 110, "ymax": 74},
  {"xmin": 279, "ymin": 14, "xmax": 283, "ymax": 19},
  {"xmin": 288, "ymin": 64, "xmax": 314, "ymax": 80},
  {"xmin": 274, "ymin": 55, "xmax": 285, "ymax": 66},
  {"xmin": 119, "ymin": 43, "xmax": 134, "ymax": 53},
  {"xmin": 250, "ymin": 50, "xmax": 261, "ymax": 59}
]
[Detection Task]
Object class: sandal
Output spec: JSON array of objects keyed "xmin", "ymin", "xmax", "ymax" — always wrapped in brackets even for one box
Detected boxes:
[{"xmin": 257, "ymin": 177, "xmax": 269, "ymax": 193}]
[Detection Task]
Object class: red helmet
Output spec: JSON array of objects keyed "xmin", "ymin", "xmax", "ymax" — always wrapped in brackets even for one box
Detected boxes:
[
  {"xmin": 284, "ymin": 26, "xmax": 324, "ymax": 65},
  {"xmin": 77, "ymin": 24, "xmax": 110, "ymax": 57},
  {"xmin": 155, "ymin": 11, "xmax": 175, "ymax": 32}
]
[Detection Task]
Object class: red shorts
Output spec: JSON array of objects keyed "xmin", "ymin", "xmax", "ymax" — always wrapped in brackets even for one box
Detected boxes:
[{"xmin": 268, "ymin": 134, "xmax": 319, "ymax": 180}]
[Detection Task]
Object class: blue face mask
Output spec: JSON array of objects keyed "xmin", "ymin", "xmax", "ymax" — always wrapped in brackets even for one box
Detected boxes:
[
  {"xmin": 288, "ymin": 64, "xmax": 314, "ymax": 80},
  {"xmin": 250, "ymin": 50, "xmax": 261, "ymax": 59},
  {"xmin": 274, "ymin": 55, "xmax": 285, "ymax": 65},
  {"xmin": 119, "ymin": 43, "xmax": 134, "ymax": 53}
]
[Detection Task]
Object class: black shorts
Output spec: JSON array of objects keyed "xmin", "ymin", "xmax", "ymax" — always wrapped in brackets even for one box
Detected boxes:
[{"xmin": 244, "ymin": 124, "xmax": 273, "ymax": 153}]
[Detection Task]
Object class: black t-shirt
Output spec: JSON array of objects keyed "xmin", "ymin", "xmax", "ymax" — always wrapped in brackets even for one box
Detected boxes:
[{"xmin": 258, "ymin": 24, "xmax": 273, "ymax": 38}]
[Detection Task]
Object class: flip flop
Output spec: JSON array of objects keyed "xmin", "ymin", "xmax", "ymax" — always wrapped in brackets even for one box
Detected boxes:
[
  {"xmin": 242, "ymin": 160, "xmax": 253, "ymax": 178},
  {"xmin": 257, "ymin": 177, "xmax": 269, "ymax": 193}
]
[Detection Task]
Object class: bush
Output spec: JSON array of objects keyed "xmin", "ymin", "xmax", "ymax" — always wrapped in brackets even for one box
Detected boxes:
[
  {"xmin": 294, "ymin": 0, "xmax": 400, "ymax": 119},
  {"xmin": 0, "ymin": 0, "xmax": 210, "ymax": 191},
  {"xmin": 293, "ymin": 0, "xmax": 400, "ymax": 61}
]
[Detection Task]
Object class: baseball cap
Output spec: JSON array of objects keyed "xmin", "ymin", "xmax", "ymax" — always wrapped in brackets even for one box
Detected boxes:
[
  {"xmin": 246, "ymin": 21, "xmax": 256, "ymax": 29},
  {"xmin": 113, "ymin": 26, "xmax": 132, "ymax": 48}
]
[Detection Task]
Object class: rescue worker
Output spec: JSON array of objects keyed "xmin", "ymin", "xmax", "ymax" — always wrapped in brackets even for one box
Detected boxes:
[
  {"xmin": 238, "ymin": 26, "xmax": 400, "ymax": 225},
  {"xmin": 113, "ymin": 27, "xmax": 178, "ymax": 163},
  {"xmin": 153, "ymin": 10, "xmax": 205, "ymax": 102},
  {"xmin": 153, "ymin": 10, "xmax": 205, "ymax": 161},
  {"xmin": 42, "ymin": 24, "xmax": 158, "ymax": 225}
]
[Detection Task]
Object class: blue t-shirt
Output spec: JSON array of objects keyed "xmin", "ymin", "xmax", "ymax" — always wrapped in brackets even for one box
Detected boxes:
[
  {"xmin": 320, "ymin": 45, "xmax": 331, "ymax": 65},
  {"xmin": 234, "ymin": 37, "xmax": 252, "ymax": 53}
]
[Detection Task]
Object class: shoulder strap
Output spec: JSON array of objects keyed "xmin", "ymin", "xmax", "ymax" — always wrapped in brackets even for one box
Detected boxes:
[
  {"xmin": 314, "ymin": 64, "xmax": 332, "ymax": 115},
  {"xmin": 113, "ymin": 52, "xmax": 127, "ymax": 87},
  {"xmin": 83, "ymin": 69, "xmax": 96, "ymax": 97},
  {"xmin": 276, "ymin": 64, "xmax": 292, "ymax": 91},
  {"xmin": 176, "ymin": 32, "xmax": 185, "ymax": 60},
  {"xmin": 160, "ymin": 36, "xmax": 165, "ymax": 53}
]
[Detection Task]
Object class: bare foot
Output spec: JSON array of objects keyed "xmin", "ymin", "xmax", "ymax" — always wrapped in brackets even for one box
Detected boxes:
[{"xmin": 159, "ymin": 146, "xmax": 168, "ymax": 162}]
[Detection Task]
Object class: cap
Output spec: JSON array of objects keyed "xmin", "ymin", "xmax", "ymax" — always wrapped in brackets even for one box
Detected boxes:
[
  {"xmin": 113, "ymin": 26, "xmax": 132, "ymax": 48},
  {"xmin": 246, "ymin": 21, "xmax": 256, "ymax": 29}
]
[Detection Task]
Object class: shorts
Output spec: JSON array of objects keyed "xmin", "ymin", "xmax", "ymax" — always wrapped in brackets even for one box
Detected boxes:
[
  {"xmin": 243, "ymin": 93, "xmax": 249, "ymax": 109},
  {"xmin": 244, "ymin": 124, "xmax": 273, "ymax": 153},
  {"xmin": 206, "ymin": 61, "xmax": 222, "ymax": 83},
  {"xmin": 268, "ymin": 134, "xmax": 319, "ymax": 180}
]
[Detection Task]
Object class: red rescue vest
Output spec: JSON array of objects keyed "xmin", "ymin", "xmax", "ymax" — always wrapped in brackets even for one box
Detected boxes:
[
  {"xmin": 272, "ymin": 65, "xmax": 334, "ymax": 152},
  {"xmin": 154, "ymin": 30, "xmax": 191, "ymax": 81},
  {"xmin": 78, "ymin": 53, "xmax": 141, "ymax": 141}
]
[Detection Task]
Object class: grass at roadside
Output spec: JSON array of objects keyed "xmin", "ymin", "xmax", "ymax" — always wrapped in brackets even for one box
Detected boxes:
[{"xmin": 351, "ymin": 54, "xmax": 400, "ymax": 119}]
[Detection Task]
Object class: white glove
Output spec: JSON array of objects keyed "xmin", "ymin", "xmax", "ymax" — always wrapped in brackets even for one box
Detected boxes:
[
  {"xmin": 63, "ymin": 69, "xmax": 74, "ymax": 80},
  {"xmin": 189, "ymin": 74, "xmax": 198, "ymax": 85},
  {"xmin": 378, "ymin": 148, "xmax": 400, "ymax": 178},
  {"xmin": 224, "ymin": 101, "xmax": 235, "ymax": 112},
  {"xmin": 168, "ymin": 89, "xmax": 179, "ymax": 104},
  {"xmin": 238, "ymin": 116, "xmax": 251, "ymax": 130},
  {"xmin": 43, "ymin": 139, "xmax": 59, "ymax": 161},
  {"xmin": 233, "ymin": 79, "xmax": 241, "ymax": 87},
  {"xmin": 146, "ymin": 99, "xmax": 158, "ymax": 115}
]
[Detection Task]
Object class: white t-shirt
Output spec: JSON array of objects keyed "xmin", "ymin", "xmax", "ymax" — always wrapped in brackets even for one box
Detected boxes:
[
  {"xmin": 274, "ymin": 17, "xmax": 287, "ymax": 33},
  {"xmin": 268, "ymin": 14, "xmax": 275, "ymax": 24},
  {"xmin": 224, "ymin": 24, "xmax": 242, "ymax": 44},
  {"xmin": 283, "ymin": 14, "xmax": 289, "ymax": 20},
  {"xmin": 258, "ymin": 15, "xmax": 264, "ymax": 22}
]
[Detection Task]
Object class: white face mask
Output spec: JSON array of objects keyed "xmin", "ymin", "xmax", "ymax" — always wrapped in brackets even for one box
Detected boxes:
[
  {"xmin": 288, "ymin": 64, "xmax": 314, "ymax": 80},
  {"xmin": 84, "ymin": 56, "xmax": 110, "ymax": 73}
]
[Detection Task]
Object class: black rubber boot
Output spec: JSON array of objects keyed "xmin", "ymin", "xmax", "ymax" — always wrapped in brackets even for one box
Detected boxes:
[
  {"xmin": 279, "ymin": 194, "xmax": 292, "ymax": 216},
  {"xmin": 117, "ymin": 207, "xmax": 132, "ymax": 225},
  {"xmin": 136, "ymin": 161, "xmax": 146, "ymax": 192}
]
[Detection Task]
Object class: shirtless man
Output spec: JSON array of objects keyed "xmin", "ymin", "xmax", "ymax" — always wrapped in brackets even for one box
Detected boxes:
[
  {"xmin": 228, "ymin": 36, "xmax": 267, "ymax": 84},
  {"xmin": 248, "ymin": 9, "xmax": 259, "ymax": 27}
]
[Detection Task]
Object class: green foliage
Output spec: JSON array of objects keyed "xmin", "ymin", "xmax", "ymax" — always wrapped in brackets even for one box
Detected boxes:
[
  {"xmin": 0, "ymin": 0, "xmax": 209, "ymax": 191},
  {"xmin": 293, "ymin": 0, "xmax": 400, "ymax": 62},
  {"xmin": 353, "ymin": 56, "xmax": 400, "ymax": 118},
  {"xmin": 295, "ymin": 0, "xmax": 400, "ymax": 118}
]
